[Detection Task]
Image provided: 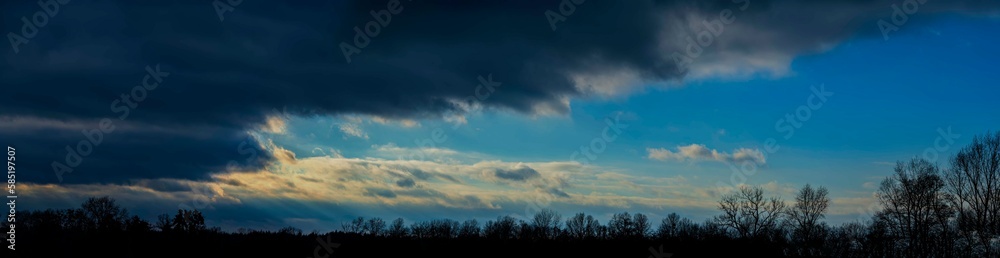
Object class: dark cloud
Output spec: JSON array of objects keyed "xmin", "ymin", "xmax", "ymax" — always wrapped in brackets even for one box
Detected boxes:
[
  {"xmin": 2, "ymin": 121, "xmax": 271, "ymax": 184},
  {"xmin": 493, "ymin": 166, "xmax": 541, "ymax": 181},
  {"xmin": 547, "ymin": 187, "xmax": 571, "ymax": 198},
  {"xmin": 132, "ymin": 179, "xmax": 194, "ymax": 193},
  {"xmin": 3, "ymin": 0, "xmax": 998, "ymax": 184},
  {"xmin": 408, "ymin": 169, "xmax": 434, "ymax": 180},
  {"xmin": 298, "ymin": 176, "xmax": 324, "ymax": 183},
  {"xmin": 396, "ymin": 178, "xmax": 416, "ymax": 188},
  {"xmin": 407, "ymin": 168, "xmax": 460, "ymax": 183},
  {"xmin": 365, "ymin": 188, "xmax": 398, "ymax": 198}
]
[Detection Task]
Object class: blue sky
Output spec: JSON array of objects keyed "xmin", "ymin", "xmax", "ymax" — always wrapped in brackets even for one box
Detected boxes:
[
  {"xmin": 213, "ymin": 14, "xmax": 1000, "ymax": 230},
  {"xmin": 6, "ymin": 1, "xmax": 999, "ymax": 233}
]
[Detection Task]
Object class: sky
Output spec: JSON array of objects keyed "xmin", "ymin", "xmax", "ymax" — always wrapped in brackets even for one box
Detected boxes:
[{"xmin": 2, "ymin": 0, "xmax": 999, "ymax": 232}]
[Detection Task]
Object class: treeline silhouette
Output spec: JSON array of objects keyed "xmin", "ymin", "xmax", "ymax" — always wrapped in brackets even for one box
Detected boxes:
[{"xmin": 4, "ymin": 132, "xmax": 998, "ymax": 257}]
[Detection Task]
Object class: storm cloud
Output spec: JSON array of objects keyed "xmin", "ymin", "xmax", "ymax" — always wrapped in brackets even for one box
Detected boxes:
[{"xmin": 2, "ymin": 0, "xmax": 998, "ymax": 184}]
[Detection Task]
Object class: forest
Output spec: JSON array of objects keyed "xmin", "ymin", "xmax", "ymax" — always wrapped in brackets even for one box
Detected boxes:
[{"xmin": 3, "ymin": 131, "xmax": 998, "ymax": 258}]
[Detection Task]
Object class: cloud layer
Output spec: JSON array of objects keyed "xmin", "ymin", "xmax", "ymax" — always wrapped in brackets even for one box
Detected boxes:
[
  {"xmin": 3, "ymin": 0, "xmax": 998, "ymax": 184},
  {"xmin": 19, "ymin": 150, "xmax": 728, "ymax": 231}
]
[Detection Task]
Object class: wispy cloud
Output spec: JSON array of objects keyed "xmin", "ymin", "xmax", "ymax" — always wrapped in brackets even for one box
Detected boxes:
[
  {"xmin": 338, "ymin": 122, "xmax": 368, "ymax": 140},
  {"xmin": 372, "ymin": 143, "xmax": 459, "ymax": 157},
  {"xmin": 871, "ymin": 161, "xmax": 895, "ymax": 166},
  {"xmin": 647, "ymin": 144, "xmax": 765, "ymax": 165},
  {"xmin": 261, "ymin": 115, "xmax": 287, "ymax": 134},
  {"xmin": 371, "ymin": 116, "xmax": 421, "ymax": 128}
]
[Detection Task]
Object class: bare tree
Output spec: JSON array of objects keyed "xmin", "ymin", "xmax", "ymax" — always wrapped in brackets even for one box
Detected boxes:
[
  {"xmin": 945, "ymin": 131, "xmax": 1000, "ymax": 256},
  {"xmin": 657, "ymin": 212, "xmax": 692, "ymax": 239},
  {"xmin": 459, "ymin": 219, "xmax": 481, "ymax": 238},
  {"xmin": 596, "ymin": 224, "xmax": 609, "ymax": 240},
  {"xmin": 714, "ymin": 185, "xmax": 787, "ymax": 239},
  {"xmin": 700, "ymin": 218, "xmax": 728, "ymax": 240},
  {"xmin": 483, "ymin": 215, "xmax": 518, "ymax": 240},
  {"xmin": 826, "ymin": 221, "xmax": 866, "ymax": 257},
  {"xmin": 388, "ymin": 217, "xmax": 409, "ymax": 238},
  {"xmin": 278, "ymin": 226, "xmax": 302, "ymax": 235},
  {"xmin": 341, "ymin": 216, "xmax": 365, "ymax": 234},
  {"xmin": 565, "ymin": 212, "xmax": 600, "ymax": 240},
  {"xmin": 632, "ymin": 213, "xmax": 651, "ymax": 239},
  {"xmin": 171, "ymin": 209, "xmax": 206, "ymax": 233},
  {"xmin": 876, "ymin": 158, "xmax": 954, "ymax": 257},
  {"xmin": 428, "ymin": 219, "xmax": 460, "ymax": 239},
  {"xmin": 81, "ymin": 196, "xmax": 129, "ymax": 232},
  {"xmin": 65, "ymin": 208, "xmax": 92, "ymax": 232},
  {"xmin": 364, "ymin": 217, "xmax": 386, "ymax": 236},
  {"xmin": 786, "ymin": 184, "xmax": 830, "ymax": 250},
  {"xmin": 125, "ymin": 215, "xmax": 152, "ymax": 233},
  {"xmin": 409, "ymin": 220, "xmax": 430, "ymax": 239},
  {"xmin": 565, "ymin": 212, "xmax": 586, "ymax": 239},
  {"xmin": 599, "ymin": 212, "xmax": 650, "ymax": 239},
  {"xmin": 607, "ymin": 212, "xmax": 633, "ymax": 239},
  {"xmin": 155, "ymin": 213, "xmax": 173, "ymax": 232},
  {"xmin": 584, "ymin": 214, "xmax": 600, "ymax": 239},
  {"xmin": 531, "ymin": 208, "xmax": 562, "ymax": 239}
]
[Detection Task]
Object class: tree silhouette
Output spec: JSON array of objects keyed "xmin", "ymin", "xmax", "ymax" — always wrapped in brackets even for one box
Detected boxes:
[
  {"xmin": 155, "ymin": 213, "xmax": 173, "ymax": 232},
  {"xmin": 171, "ymin": 209, "xmax": 206, "ymax": 233},
  {"xmin": 341, "ymin": 216, "xmax": 365, "ymax": 234},
  {"xmin": 633, "ymin": 213, "xmax": 651, "ymax": 239},
  {"xmin": 483, "ymin": 215, "xmax": 517, "ymax": 240},
  {"xmin": 715, "ymin": 185, "xmax": 786, "ymax": 239},
  {"xmin": 64, "ymin": 208, "xmax": 91, "ymax": 232},
  {"xmin": 945, "ymin": 131, "xmax": 1000, "ymax": 256},
  {"xmin": 607, "ymin": 212, "xmax": 632, "ymax": 239},
  {"xmin": 565, "ymin": 212, "xmax": 600, "ymax": 240},
  {"xmin": 657, "ymin": 212, "xmax": 690, "ymax": 240},
  {"xmin": 786, "ymin": 184, "xmax": 830, "ymax": 253},
  {"xmin": 429, "ymin": 219, "xmax": 459, "ymax": 239},
  {"xmin": 125, "ymin": 215, "xmax": 152, "ymax": 233},
  {"xmin": 364, "ymin": 217, "xmax": 386, "ymax": 236},
  {"xmin": 9, "ymin": 130, "xmax": 1000, "ymax": 257},
  {"xmin": 531, "ymin": 208, "xmax": 561, "ymax": 239},
  {"xmin": 876, "ymin": 158, "xmax": 955, "ymax": 257},
  {"xmin": 388, "ymin": 218, "xmax": 409, "ymax": 238},
  {"xmin": 81, "ymin": 196, "xmax": 128, "ymax": 232},
  {"xmin": 409, "ymin": 220, "xmax": 430, "ymax": 239},
  {"xmin": 459, "ymin": 219, "xmax": 481, "ymax": 238},
  {"xmin": 278, "ymin": 226, "xmax": 303, "ymax": 236}
]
